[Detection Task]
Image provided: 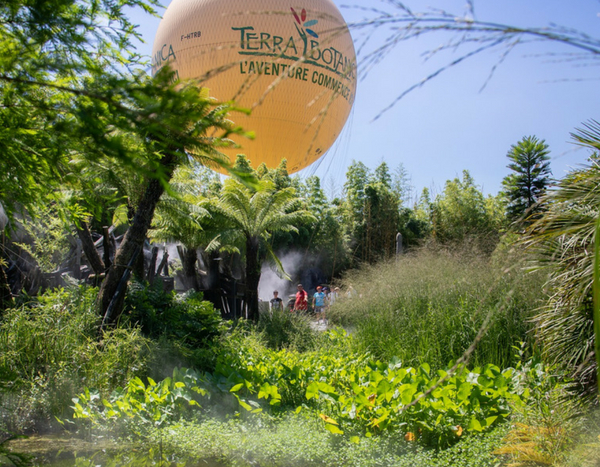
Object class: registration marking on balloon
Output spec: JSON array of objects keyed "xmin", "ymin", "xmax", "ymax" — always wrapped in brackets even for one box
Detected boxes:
[{"xmin": 152, "ymin": 0, "xmax": 357, "ymax": 173}]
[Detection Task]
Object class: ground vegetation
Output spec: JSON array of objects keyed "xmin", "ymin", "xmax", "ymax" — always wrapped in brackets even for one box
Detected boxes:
[{"xmin": 3, "ymin": 1, "xmax": 600, "ymax": 466}]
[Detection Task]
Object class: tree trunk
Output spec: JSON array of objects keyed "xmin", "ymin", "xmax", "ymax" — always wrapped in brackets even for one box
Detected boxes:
[
  {"xmin": 133, "ymin": 240, "xmax": 146, "ymax": 280},
  {"xmin": 98, "ymin": 152, "xmax": 178, "ymax": 328},
  {"xmin": 157, "ymin": 250, "xmax": 169, "ymax": 276},
  {"xmin": 205, "ymin": 249, "xmax": 220, "ymax": 289},
  {"xmin": 147, "ymin": 246, "xmax": 159, "ymax": 283},
  {"xmin": 0, "ymin": 264, "xmax": 12, "ymax": 311},
  {"xmin": 76, "ymin": 221, "xmax": 105, "ymax": 275},
  {"xmin": 245, "ymin": 236, "xmax": 261, "ymax": 322},
  {"xmin": 73, "ymin": 238, "xmax": 82, "ymax": 280},
  {"xmin": 102, "ymin": 226, "xmax": 112, "ymax": 270},
  {"xmin": 178, "ymin": 245, "xmax": 200, "ymax": 291},
  {"xmin": 0, "ymin": 236, "xmax": 12, "ymax": 310}
]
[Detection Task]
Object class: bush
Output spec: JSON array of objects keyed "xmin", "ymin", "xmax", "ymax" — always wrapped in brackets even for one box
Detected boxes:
[
  {"xmin": 0, "ymin": 285, "xmax": 151, "ymax": 433},
  {"xmin": 124, "ymin": 281, "xmax": 226, "ymax": 345},
  {"xmin": 495, "ymin": 357, "xmax": 585, "ymax": 466},
  {"xmin": 257, "ymin": 307, "xmax": 320, "ymax": 352},
  {"xmin": 123, "ymin": 281, "xmax": 228, "ymax": 373}
]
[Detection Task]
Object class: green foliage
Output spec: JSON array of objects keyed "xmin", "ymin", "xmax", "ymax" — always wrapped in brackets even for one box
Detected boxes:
[
  {"xmin": 290, "ymin": 175, "xmax": 351, "ymax": 277},
  {"xmin": 494, "ymin": 355, "xmax": 583, "ymax": 466},
  {"xmin": 150, "ymin": 161, "xmax": 218, "ymax": 251},
  {"xmin": 0, "ymin": 0, "xmax": 252, "ymax": 225},
  {"xmin": 210, "ymin": 329, "xmax": 520, "ymax": 448},
  {"xmin": 0, "ymin": 435, "xmax": 31, "ymax": 467},
  {"xmin": 329, "ymin": 247, "xmax": 544, "ymax": 370},
  {"xmin": 399, "ymin": 206, "xmax": 431, "ymax": 247},
  {"xmin": 307, "ymin": 360, "xmax": 517, "ymax": 448},
  {"xmin": 0, "ymin": 286, "xmax": 151, "ymax": 432},
  {"xmin": 150, "ymin": 415, "xmax": 509, "ymax": 467},
  {"xmin": 501, "ymin": 135, "xmax": 552, "ymax": 226},
  {"xmin": 431, "ymin": 171, "xmax": 503, "ymax": 252},
  {"xmin": 123, "ymin": 281, "xmax": 228, "ymax": 371},
  {"xmin": 13, "ymin": 203, "xmax": 72, "ymax": 274},
  {"xmin": 173, "ymin": 293, "xmax": 227, "ymax": 348},
  {"xmin": 257, "ymin": 308, "xmax": 321, "ymax": 352},
  {"xmin": 557, "ymin": 407, "xmax": 600, "ymax": 467},
  {"xmin": 0, "ymin": 0, "xmax": 158, "ymax": 218},
  {"xmin": 211, "ymin": 173, "xmax": 315, "ymax": 258},
  {"xmin": 72, "ymin": 368, "xmax": 208, "ymax": 437},
  {"xmin": 209, "ymin": 167, "xmax": 316, "ymax": 319},
  {"xmin": 523, "ymin": 121, "xmax": 600, "ymax": 396},
  {"xmin": 71, "ymin": 327, "xmax": 521, "ymax": 449},
  {"xmin": 342, "ymin": 160, "xmax": 405, "ymax": 263}
]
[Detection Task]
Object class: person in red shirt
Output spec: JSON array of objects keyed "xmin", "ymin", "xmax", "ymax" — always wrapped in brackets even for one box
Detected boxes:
[{"xmin": 294, "ymin": 284, "xmax": 308, "ymax": 312}]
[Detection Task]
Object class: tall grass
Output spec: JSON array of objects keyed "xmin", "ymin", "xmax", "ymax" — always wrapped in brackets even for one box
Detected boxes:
[
  {"xmin": 329, "ymin": 245, "xmax": 546, "ymax": 370},
  {"xmin": 257, "ymin": 307, "xmax": 320, "ymax": 352},
  {"xmin": 0, "ymin": 286, "xmax": 152, "ymax": 432}
]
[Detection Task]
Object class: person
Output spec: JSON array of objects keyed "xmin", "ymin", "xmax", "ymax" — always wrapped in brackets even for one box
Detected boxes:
[
  {"xmin": 323, "ymin": 286, "xmax": 331, "ymax": 312},
  {"xmin": 313, "ymin": 285, "xmax": 327, "ymax": 324},
  {"xmin": 270, "ymin": 290, "xmax": 283, "ymax": 311},
  {"xmin": 286, "ymin": 295, "xmax": 295, "ymax": 311},
  {"xmin": 294, "ymin": 284, "xmax": 308, "ymax": 313},
  {"xmin": 331, "ymin": 287, "xmax": 340, "ymax": 305}
]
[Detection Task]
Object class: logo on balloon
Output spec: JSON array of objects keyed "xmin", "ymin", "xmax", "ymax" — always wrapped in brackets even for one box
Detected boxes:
[
  {"xmin": 291, "ymin": 7, "xmax": 319, "ymax": 39},
  {"xmin": 232, "ymin": 7, "xmax": 355, "ymax": 83}
]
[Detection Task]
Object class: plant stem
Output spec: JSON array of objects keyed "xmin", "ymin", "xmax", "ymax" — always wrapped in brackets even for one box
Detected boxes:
[{"xmin": 594, "ymin": 215, "xmax": 600, "ymax": 400}]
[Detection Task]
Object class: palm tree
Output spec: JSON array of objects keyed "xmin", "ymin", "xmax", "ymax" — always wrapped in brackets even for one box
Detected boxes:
[
  {"xmin": 98, "ymin": 75, "xmax": 246, "ymax": 330},
  {"xmin": 522, "ymin": 121, "xmax": 600, "ymax": 396},
  {"xmin": 210, "ymin": 177, "xmax": 315, "ymax": 321},
  {"xmin": 150, "ymin": 163, "xmax": 221, "ymax": 290}
]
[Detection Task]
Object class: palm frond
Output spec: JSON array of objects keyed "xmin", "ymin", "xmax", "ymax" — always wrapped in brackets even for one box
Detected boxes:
[{"xmin": 521, "ymin": 120, "xmax": 600, "ymax": 395}]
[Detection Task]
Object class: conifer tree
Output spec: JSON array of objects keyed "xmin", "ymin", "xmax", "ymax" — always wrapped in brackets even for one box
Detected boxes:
[{"xmin": 502, "ymin": 136, "xmax": 552, "ymax": 226}]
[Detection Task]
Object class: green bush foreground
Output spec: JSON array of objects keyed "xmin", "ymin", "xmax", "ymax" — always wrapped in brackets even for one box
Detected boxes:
[{"xmin": 1, "ymin": 250, "xmax": 599, "ymax": 466}]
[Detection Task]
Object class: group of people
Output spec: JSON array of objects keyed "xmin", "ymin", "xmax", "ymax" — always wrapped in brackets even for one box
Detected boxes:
[{"xmin": 269, "ymin": 284, "xmax": 340, "ymax": 324}]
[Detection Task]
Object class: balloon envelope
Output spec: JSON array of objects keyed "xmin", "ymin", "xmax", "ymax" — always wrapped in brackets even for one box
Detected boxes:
[{"xmin": 152, "ymin": 0, "xmax": 357, "ymax": 173}]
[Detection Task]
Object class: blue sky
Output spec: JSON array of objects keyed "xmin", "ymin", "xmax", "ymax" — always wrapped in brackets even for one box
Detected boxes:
[{"xmin": 129, "ymin": 0, "xmax": 600, "ymax": 202}]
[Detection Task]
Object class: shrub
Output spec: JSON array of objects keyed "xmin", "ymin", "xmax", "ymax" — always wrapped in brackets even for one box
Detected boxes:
[
  {"xmin": 123, "ymin": 281, "xmax": 228, "ymax": 372},
  {"xmin": 257, "ymin": 307, "xmax": 320, "ymax": 352},
  {"xmin": 0, "ymin": 285, "xmax": 151, "ymax": 433},
  {"xmin": 124, "ymin": 281, "xmax": 226, "ymax": 345},
  {"xmin": 495, "ymin": 358, "xmax": 583, "ymax": 466}
]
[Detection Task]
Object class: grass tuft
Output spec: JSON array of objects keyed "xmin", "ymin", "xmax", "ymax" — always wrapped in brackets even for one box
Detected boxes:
[{"xmin": 329, "ymin": 246, "xmax": 545, "ymax": 370}]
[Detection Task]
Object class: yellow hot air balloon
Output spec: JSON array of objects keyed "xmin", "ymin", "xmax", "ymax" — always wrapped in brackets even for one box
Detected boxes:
[{"xmin": 152, "ymin": 0, "xmax": 356, "ymax": 173}]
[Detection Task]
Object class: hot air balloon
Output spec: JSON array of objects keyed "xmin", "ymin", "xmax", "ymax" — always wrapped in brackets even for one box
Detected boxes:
[{"xmin": 152, "ymin": 0, "xmax": 356, "ymax": 173}]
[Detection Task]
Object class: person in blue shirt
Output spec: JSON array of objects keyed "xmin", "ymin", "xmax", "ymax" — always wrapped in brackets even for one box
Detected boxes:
[{"xmin": 313, "ymin": 286, "xmax": 327, "ymax": 324}]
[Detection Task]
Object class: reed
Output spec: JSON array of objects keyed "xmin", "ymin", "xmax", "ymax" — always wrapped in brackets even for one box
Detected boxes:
[{"xmin": 329, "ymin": 245, "xmax": 545, "ymax": 370}]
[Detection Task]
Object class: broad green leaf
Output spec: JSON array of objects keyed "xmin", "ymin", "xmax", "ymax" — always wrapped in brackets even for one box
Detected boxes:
[
  {"xmin": 468, "ymin": 417, "xmax": 483, "ymax": 432},
  {"xmin": 485, "ymin": 415, "xmax": 498, "ymax": 426},
  {"xmin": 457, "ymin": 382, "xmax": 472, "ymax": 401},
  {"xmin": 324, "ymin": 424, "xmax": 344, "ymax": 435},
  {"xmin": 306, "ymin": 381, "xmax": 319, "ymax": 400}
]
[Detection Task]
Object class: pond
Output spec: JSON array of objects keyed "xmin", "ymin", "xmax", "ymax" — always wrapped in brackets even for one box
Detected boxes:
[{"xmin": 4, "ymin": 435, "xmax": 226, "ymax": 467}]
